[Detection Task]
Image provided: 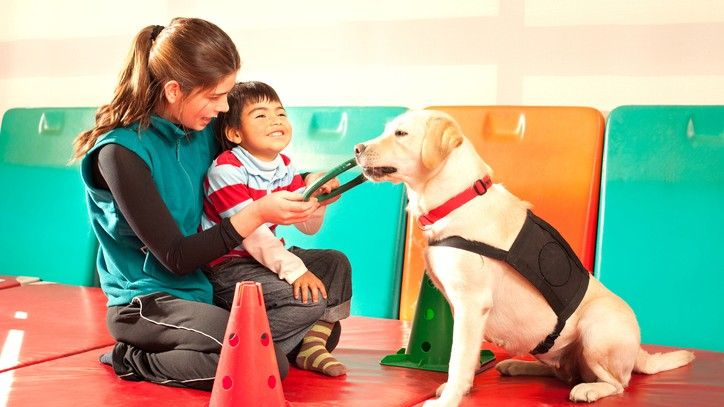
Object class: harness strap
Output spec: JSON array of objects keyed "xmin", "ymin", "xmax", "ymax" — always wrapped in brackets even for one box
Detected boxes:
[
  {"xmin": 429, "ymin": 234, "xmax": 566, "ymax": 355},
  {"xmin": 429, "ymin": 235, "xmax": 508, "ymax": 261},
  {"xmin": 530, "ymin": 318, "xmax": 566, "ymax": 355}
]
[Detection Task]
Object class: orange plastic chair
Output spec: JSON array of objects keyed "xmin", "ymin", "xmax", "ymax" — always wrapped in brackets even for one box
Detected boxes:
[{"xmin": 399, "ymin": 106, "xmax": 605, "ymax": 320}]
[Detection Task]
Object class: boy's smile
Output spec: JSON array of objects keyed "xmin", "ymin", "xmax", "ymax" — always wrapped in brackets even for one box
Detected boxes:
[{"xmin": 228, "ymin": 100, "xmax": 292, "ymax": 161}]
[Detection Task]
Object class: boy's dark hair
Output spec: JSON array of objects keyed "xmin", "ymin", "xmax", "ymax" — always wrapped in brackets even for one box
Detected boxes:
[{"xmin": 215, "ymin": 81, "xmax": 283, "ymax": 151}]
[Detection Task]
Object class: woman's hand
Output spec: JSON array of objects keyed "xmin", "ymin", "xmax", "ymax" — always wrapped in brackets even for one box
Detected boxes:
[
  {"xmin": 254, "ymin": 190, "xmax": 320, "ymax": 224},
  {"xmin": 230, "ymin": 191, "xmax": 319, "ymax": 237},
  {"xmin": 292, "ymin": 271, "xmax": 328, "ymax": 303},
  {"xmin": 305, "ymin": 172, "xmax": 342, "ymax": 206}
]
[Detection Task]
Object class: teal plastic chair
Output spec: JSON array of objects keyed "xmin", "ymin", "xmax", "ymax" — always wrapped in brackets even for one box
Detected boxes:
[
  {"xmin": 276, "ymin": 106, "xmax": 408, "ymax": 318},
  {"xmin": 0, "ymin": 107, "xmax": 99, "ymax": 286},
  {"xmin": 595, "ymin": 105, "xmax": 724, "ymax": 351}
]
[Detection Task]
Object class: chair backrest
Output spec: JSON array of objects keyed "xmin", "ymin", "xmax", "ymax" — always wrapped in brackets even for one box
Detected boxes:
[
  {"xmin": 276, "ymin": 106, "xmax": 409, "ymax": 318},
  {"xmin": 0, "ymin": 107, "xmax": 99, "ymax": 286},
  {"xmin": 595, "ymin": 105, "xmax": 724, "ymax": 351},
  {"xmin": 399, "ymin": 106, "xmax": 605, "ymax": 320}
]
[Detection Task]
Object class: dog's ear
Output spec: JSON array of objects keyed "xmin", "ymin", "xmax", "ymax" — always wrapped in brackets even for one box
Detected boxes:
[{"xmin": 421, "ymin": 116, "xmax": 463, "ymax": 170}]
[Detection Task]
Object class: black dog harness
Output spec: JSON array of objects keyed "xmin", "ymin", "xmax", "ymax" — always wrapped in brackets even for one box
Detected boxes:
[{"xmin": 421, "ymin": 179, "xmax": 590, "ymax": 354}]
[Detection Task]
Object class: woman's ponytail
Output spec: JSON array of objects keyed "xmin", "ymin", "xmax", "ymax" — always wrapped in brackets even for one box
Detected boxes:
[
  {"xmin": 72, "ymin": 18, "xmax": 239, "ymax": 161},
  {"xmin": 72, "ymin": 25, "xmax": 160, "ymax": 161}
]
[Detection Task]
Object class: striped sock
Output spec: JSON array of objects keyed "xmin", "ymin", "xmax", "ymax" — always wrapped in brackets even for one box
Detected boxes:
[{"xmin": 295, "ymin": 320, "xmax": 347, "ymax": 377}]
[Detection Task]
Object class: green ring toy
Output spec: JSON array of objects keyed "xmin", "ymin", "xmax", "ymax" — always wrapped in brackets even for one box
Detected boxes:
[{"xmin": 302, "ymin": 158, "xmax": 367, "ymax": 202}]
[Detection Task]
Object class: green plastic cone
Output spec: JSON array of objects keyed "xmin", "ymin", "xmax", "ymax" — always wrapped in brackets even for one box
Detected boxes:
[{"xmin": 381, "ymin": 273, "xmax": 495, "ymax": 372}]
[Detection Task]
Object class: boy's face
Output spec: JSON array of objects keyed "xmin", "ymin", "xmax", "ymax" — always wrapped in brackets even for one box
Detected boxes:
[{"xmin": 227, "ymin": 99, "xmax": 292, "ymax": 161}]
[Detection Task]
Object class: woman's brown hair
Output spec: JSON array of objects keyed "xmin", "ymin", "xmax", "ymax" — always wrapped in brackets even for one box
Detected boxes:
[{"xmin": 71, "ymin": 17, "xmax": 240, "ymax": 161}]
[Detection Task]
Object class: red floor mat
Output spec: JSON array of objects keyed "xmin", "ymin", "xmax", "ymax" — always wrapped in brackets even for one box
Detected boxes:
[
  {"xmin": 414, "ymin": 345, "xmax": 724, "ymax": 406},
  {"xmin": 0, "ymin": 276, "xmax": 21, "ymax": 290},
  {"xmin": 1, "ymin": 346, "xmax": 447, "ymax": 406},
  {"xmin": 0, "ymin": 284, "xmax": 114, "ymax": 372},
  {"xmin": 2, "ymin": 317, "xmax": 446, "ymax": 406},
  {"xmin": 2, "ymin": 289, "xmax": 722, "ymax": 406}
]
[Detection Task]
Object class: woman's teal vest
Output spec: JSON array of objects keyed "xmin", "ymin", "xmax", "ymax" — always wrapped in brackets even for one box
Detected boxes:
[{"xmin": 81, "ymin": 116, "xmax": 217, "ymax": 306}]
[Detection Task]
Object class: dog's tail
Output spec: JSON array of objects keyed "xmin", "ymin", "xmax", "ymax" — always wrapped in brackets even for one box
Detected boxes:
[{"xmin": 633, "ymin": 347, "xmax": 695, "ymax": 374}]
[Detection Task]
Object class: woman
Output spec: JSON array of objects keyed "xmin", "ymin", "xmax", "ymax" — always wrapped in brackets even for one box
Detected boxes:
[{"xmin": 72, "ymin": 18, "xmax": 323, "ymax": 389}]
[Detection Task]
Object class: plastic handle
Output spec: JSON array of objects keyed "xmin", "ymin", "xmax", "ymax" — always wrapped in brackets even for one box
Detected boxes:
[{"xmin": 302, "ymin": 158, "xmax": 367, "ymax": 202}]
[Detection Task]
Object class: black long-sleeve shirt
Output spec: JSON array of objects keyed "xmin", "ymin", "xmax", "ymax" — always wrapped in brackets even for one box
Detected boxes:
[{"xmin": 91, "ymin": 143, "xmax": 243, "ymax": 275}]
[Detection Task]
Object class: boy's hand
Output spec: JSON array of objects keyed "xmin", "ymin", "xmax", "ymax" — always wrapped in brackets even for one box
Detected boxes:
[
  {"xmin": 305, "ymin": 172, "xmax": 341, "ymax": 205},
  {"xmin": 292, "ymin": 271, "xmax": 328, "ymax": 303},
  {"xmin": 254, "ymin": 190, "xmax": 319, "ymax": 224}
]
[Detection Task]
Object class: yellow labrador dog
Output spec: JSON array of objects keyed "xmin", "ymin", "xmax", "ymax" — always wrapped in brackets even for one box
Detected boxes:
[{"xmin": 354, "ymin": 110, "xmax": 694, "ymax": 406}]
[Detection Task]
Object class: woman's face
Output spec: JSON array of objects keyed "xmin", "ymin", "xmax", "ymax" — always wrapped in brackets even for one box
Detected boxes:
[{"xmin": 166, "ymin": 73, "xmax": 237, "ymax": 131}]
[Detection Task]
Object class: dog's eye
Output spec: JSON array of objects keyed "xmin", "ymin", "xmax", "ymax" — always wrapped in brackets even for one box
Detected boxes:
[{"xmin": 394, "ymin": 130, "xmax": 408, "ymax": 137}]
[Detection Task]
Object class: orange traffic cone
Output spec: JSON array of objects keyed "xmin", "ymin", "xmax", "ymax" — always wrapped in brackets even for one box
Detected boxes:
[{"xmin": 209, "ymin": 281, "xmax": 290, "ymax": 407}]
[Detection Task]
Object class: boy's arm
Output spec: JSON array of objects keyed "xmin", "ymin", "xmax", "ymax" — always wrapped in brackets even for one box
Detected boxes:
[
  {"xmin": 242, "ymin": 225, "xmax": 307, "ymax": 283},
  {"xmin": 292, "ymin": 170, "xmax": 340, "ymax": 234},
  {"xmin": 294, "ymin": 205, "xmax": 325, "ymax": 235}
]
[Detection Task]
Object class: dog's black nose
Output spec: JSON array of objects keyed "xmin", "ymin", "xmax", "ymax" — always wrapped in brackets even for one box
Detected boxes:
[{"xmin": 354, "ymin": 143, "xmax": 366, "ymax": 156}]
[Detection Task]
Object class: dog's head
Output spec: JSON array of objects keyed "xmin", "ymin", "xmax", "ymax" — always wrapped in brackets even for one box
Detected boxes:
[{"xmin": 354, "ymin": 110, "xmax": 463, "ymax": 185}]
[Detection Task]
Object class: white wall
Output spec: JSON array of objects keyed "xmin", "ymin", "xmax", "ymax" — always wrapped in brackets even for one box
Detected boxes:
[{"xmin": 1, "ymin": 0, "xmax": 723, "ymax": 119}]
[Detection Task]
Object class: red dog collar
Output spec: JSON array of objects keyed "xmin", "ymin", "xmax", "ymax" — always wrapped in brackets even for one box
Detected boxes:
[{"xmin": 418, "ymin": 176, "xmax": 493, "ymax": 228}]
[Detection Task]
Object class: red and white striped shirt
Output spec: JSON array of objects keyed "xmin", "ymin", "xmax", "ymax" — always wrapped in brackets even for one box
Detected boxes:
[{"xmin": 201, "ymin": 146, "xmax": 323, "ymax": 282}]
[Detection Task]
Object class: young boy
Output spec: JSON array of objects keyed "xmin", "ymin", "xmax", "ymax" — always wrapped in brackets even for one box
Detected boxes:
[{"xmin": 201, "ymin": 81, "xmax": 352, "ymax": 377}]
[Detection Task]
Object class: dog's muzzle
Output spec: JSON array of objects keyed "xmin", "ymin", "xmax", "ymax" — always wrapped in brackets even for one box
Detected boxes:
[
  {"xmin": 362, "ymin": 166, "xmax": 398, "ymax": 178},
  {"xmin": 355, "ymin": 143, "xmax": 398, "ymax": 179}
]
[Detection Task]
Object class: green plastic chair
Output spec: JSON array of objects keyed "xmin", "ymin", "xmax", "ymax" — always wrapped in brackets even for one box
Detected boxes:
[
  {"xmin": 0, "ymin": 107, "xmax": 99, "ymax": 286},
  {"xmin": 595, "ymin": 105, "xmax": 724, "ymax": 351},
  {"xmin": 276, "ymin": 106, "xmax": 408, "ymax": 318}
]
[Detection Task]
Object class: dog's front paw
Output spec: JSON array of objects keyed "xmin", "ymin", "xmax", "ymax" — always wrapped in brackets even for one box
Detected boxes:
[
  {"xmin": 422, "ymin": 396, "xmax": 460, "ymax": 407},
  {"xmin": 422, "ymin": 399, "xmax": 445, "ymax": 407},
  {"xmin": 424, "ymin": 381, "xmax": 468, "ymax": 407},
  {"xmin": 569, "ymin": 382, "xmax": 618, "ymax": 403}
]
